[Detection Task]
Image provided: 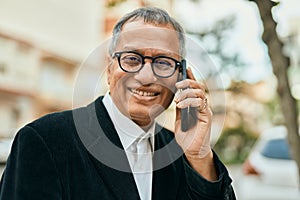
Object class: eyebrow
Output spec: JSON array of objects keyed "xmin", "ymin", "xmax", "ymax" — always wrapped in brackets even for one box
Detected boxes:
[{"xmin": 120, "ymin": 46, "xmax": 178, "ymax": 57}]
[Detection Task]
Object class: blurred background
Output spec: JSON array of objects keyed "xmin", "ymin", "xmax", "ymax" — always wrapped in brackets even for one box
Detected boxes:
[{"xmin": 0, "ymin": 0, "xmax": 299, "ymax": 199}]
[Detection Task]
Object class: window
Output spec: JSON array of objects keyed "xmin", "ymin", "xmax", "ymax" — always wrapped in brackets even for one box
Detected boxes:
[{"xmin": 261, "ymin": 138, "xmax": 292, "ymax": 160}]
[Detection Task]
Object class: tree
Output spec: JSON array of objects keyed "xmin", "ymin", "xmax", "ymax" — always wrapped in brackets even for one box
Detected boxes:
[
  {"xmin": 250, "ymin": 0, "xmax": 300, "ymax": 186},
  {"xmin": 188, "ymin": 15, "xmax": 247, "ymax": 79}
]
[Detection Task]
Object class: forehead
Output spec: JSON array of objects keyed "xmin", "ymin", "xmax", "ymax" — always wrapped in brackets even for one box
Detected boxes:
[{"xmin": 117, "ymin": 19, "xmax": 180, "ymax": 55}]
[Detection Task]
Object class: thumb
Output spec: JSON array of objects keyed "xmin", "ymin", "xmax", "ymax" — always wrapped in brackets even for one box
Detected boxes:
[{"xmin": 175, "ymin": 105, "xmax": 181, "ymax": 123}]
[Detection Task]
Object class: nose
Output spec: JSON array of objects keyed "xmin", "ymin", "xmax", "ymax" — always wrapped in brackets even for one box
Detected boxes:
[{"xmin": 134, "ymin": 61, "xmax": 157, "ymax": 85}]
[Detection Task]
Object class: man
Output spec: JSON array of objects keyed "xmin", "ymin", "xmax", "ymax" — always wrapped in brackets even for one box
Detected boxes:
[{"xmin": 0, "ymin": 7, "xmax": 235, "ymax": 200}]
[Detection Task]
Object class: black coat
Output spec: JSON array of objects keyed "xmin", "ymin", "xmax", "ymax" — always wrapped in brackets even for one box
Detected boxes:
[{"xmin": 0, "ymin": 96, "xmax": 235, "ymax": 200}]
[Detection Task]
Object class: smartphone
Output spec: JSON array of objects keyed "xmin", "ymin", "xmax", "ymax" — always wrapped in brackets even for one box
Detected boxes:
[{"xmin": 180, "ymin": 59, "xmax": 189, "ymax": 131}]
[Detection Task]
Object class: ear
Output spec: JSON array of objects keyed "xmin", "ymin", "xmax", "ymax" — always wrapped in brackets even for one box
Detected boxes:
[{"xmin": 105, "ymin": 54, "xmax": 113, "ymax": 85}]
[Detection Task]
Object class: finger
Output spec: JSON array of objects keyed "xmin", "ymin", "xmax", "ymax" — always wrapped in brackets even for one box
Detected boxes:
[
  {"xmin": 176, "ymin": 79, "xmax": 206, "ymax": 90},
  {"xmin": 174, "ymin": 88, "xmax": 205, "ymax": 103},
  {"xmin": 176, "ymin": 97, "xmax": 207, "ymax": 110}
]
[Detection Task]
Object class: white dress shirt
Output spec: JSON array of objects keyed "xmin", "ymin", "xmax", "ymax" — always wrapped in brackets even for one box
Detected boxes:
[{"xmin": 103, "ymin": 92, "xmax": 154, "ymax": 200}]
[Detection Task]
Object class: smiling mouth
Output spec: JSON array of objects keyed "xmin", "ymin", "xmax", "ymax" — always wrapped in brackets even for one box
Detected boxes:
[{"xmin": 130, "ymin": 89, "xmax": 158, "ymax": 97}]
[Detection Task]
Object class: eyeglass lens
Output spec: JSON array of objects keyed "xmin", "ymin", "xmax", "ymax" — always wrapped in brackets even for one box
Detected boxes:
[{"xmin": 118, "ymin": 52, "xmax": 178, "ymax": 77}]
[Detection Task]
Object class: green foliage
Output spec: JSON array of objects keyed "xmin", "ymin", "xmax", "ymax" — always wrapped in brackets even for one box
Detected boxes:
[
  {"xmin": 214, "ymin": 126, "xmax": 257, "ymax": 164},
  {"xmin": 187, "ymin": 15, "xmax": 248, "ymax": 80},
  {"xmin": 264, "ymin": 95, "xmax": 285, "ymax": 124},
  {"xmin": 105, "ymin": 0, "xmax": 127, "ymax": 8}
]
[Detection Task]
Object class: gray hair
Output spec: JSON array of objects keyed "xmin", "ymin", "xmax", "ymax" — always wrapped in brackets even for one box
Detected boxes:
[{"xmin": 108, "ymin": 7, "xmax": 186, "ymax": 57}]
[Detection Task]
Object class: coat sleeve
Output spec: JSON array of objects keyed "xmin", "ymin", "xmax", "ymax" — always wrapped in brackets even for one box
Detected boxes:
[
  {"xmin": 178, "ymin": 152, "xmax": 236, "ymax": 200},
  {"xmin": 0, "ymin": 126, "xmax": 62, "ymax": 200}
]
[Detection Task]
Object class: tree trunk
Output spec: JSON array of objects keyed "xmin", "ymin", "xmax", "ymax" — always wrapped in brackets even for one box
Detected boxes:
[{"xmin": 250, "ymin": 0, "xmax": 300, "ymax": 187}]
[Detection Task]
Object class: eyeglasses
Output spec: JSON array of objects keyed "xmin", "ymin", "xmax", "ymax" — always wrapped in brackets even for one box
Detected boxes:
[{"xmin": 112, "ymin": 51, "xmax": 182, "ymax": 78}]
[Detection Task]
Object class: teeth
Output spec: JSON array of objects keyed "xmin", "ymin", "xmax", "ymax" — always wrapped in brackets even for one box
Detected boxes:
[{"xmin": 131, "ymin": 89, "xmax": 156, "ymax": 97}]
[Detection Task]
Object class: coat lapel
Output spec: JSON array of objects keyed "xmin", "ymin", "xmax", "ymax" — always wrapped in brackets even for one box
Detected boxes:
[{"xmin": 77, "ymin": 97, "xmax": 140, "ymax": 200}]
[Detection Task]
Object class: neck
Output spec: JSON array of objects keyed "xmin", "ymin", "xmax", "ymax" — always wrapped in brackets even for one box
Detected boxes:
[{"xmin": 133, "ymin": 120, "xmax": 154, "ymax": 132}]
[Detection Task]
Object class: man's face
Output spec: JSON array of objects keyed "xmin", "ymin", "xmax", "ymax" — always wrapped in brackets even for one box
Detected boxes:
[{"xmin": 107, "ymin": 19, "xmax": 181, "ymax": 128}]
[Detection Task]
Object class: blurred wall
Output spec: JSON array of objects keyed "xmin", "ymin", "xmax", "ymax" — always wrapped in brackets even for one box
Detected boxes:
[
  {"xmin": 0, "ymin": 0, "xmax": 106, "ymax": 138},
  {"xmin": 0, "ymin": 0, "xmax": 103, "ymax": 60}
]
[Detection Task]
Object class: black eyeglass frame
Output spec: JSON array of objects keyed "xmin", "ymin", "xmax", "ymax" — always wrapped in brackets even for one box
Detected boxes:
[{"xmin": 112, "ymin": 51, "xmax": 184, "ymax": 78}]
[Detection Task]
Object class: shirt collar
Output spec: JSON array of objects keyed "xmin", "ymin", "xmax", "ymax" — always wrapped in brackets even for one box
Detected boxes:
[{"xmin": 102, "ymin": 92, "xmax": 155, "ymax": 151}]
